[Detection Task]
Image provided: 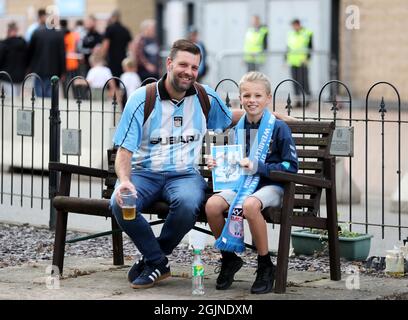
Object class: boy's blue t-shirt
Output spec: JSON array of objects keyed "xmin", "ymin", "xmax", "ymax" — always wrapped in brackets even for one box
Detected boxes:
[{"xmin": 236, "ymin": 117, "xmax": 298, "ymax": 189}]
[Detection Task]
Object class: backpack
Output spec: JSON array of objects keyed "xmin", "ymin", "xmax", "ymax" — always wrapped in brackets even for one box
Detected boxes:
[{"xmin": 143, "ymin": 82, "xmax": 211, "ymax": 125}]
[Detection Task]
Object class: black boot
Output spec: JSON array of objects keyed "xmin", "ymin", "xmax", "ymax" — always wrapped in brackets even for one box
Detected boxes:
[
  {"xmin": 215, "ymin": 251, "xmax": 243, "ymax": 290},
  {"xmin": 251, "ymin": 255, "xmax": 275, "ymax": 294}
]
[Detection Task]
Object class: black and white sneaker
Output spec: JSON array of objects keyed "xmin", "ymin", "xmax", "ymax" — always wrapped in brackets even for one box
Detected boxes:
[
  {"xmin": 127, "ymin": 256, "xmax": 145, "ymax": 283},
  {"xmin": 131, "ymin": 258, "xmax": 171, "ymax": 289}
]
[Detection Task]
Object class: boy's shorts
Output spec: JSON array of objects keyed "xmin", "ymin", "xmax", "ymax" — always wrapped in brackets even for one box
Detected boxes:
[{"xmin": 215, "ymin": 185, "xmax": 284, "ymax": 210}]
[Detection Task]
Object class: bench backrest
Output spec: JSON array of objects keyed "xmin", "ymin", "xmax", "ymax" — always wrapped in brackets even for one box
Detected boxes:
[
  {"xmin": 287, "ymin": 121, "xmax": 334, "ymax": 216},
  {"xmin": 102, "ymin": 148, "xmax": 118, "ymax": 200},
  {"xmin": 102, "ymin": 121, "xmax": 335, "ymax": 218}
]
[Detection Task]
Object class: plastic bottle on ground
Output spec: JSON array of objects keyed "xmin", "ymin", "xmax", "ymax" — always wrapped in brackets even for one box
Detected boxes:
[{"xmin": 192, "ymin": 249, "xmax": 205, "ymax": 295}]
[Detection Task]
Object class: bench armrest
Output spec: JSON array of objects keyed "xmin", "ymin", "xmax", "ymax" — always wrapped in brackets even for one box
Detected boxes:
[
  {"xmin": 49, "ymin": 162, "xmax": 109, "ymax": 179},
  {"xmin": 268, "ymin": 171, "xmax": 332, "ymax": 189}
]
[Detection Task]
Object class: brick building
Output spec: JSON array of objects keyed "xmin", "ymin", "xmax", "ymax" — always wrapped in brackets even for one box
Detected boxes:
[{"xmin": 339, "ymin": 0, "xmax": 408, "ymax": 101}]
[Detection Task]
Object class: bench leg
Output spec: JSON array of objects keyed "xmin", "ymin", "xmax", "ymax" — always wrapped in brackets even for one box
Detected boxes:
[
  {"xmin": 274, "ymin": 182, "xmax": 295, "ymax": 294},
  {"xmin": 52, "ymin": 210, "xmax": 68, "ymax": 275},
  {"xmin": 325, "ymin": 157, "xmax": 341, "ymax": 281},
  {"xmin": 111, "ymin": 217, "xmax": 124, "ymax": 265}
]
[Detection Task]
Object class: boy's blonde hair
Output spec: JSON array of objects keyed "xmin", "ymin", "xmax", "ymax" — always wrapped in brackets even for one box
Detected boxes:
[
  {"xmin": 89, "ymin": 50, "xmax": 105, "ymax": 67},
  {"xmin": 239, "ymin": 71, "xmax": 272, "ymax": 95},
  {"xmin": 140, "ymin": 19, "xmax": 156, "ymax": 31},
  {"xmin": 122, "ymin": 57, "xmax": 135, "ymax": 70}
]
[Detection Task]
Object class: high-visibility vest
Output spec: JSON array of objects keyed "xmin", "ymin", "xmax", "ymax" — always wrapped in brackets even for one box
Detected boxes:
[
  {"xmin": 243, "ymin": 26, "xmax": 268, "ymax": 64},
  {"xmin": 64, "ymin": 31, "xmax": 80, "ymax": 71},
  {"xmin": 286, "ymin": 28, "xmax": 312, "ymax": 67}
]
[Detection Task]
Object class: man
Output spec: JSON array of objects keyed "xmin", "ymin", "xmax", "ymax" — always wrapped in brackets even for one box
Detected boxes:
[
  {"xmin": 27, "ymin": 14, "xmax": 65, "ymax": 97},
  {"xmin": 243, "ymin": 15, "xmax": 268, "ymax": 72},
  {"xmin": 130, "ymin": 19, "xmax": 160, "ymax": 82},
  {"xmin": 102, "ymin": 10, "xmax": 132, "ymax": 78},
  {"xmin": 0, "ymin": 22, "xmax": 28, "ymax": 97},
  {"xmin": 81, "ymin": 15, "xmax": 103, "ymax": 73},
  {"xmin": 110, "ymin": 39, "xmax": 242, "ymax": 289},
  {"xmin": 286, "ymin": 19, "xmax": 313, "ymax": 106},
  {"xmin": 25, "ymin": 8, "xmax": 47, "ymax": 43},
  {"xmin": 60, "ymin": 19, "xmax": 81, "ymax": 99},
  {"xmin": 187, "ymin": 26, "xmax": 208, "ymax": 82}
]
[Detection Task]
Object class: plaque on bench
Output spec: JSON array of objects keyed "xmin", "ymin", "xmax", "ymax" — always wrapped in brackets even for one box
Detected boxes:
[{"xmin": 330, "ymin": 126, "xmax": 354, "ymax": 157}]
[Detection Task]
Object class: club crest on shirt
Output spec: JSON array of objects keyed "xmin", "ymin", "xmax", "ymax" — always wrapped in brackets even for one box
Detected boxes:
[{"xmin": 174, "ymin": 116, "xmax": 183, "ymax": 127}]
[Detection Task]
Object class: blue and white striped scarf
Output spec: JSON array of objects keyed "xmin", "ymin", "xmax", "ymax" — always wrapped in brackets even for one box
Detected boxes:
[{"xmin": 215, "ymin": 110, "xmax": 276, "ymax": 252}]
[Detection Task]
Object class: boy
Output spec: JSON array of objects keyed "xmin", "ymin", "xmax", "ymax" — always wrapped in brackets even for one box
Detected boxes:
[
  {"xmin": 86, "ymin": 48, "xmax": 117, "ymax": 99},
  {"xmin": 205, "ymin": 71, "xmax": 298, "ymax": 294},
  {"xmin": 120, "ymin": 57, "xmax": 141, "ymax": 96}
]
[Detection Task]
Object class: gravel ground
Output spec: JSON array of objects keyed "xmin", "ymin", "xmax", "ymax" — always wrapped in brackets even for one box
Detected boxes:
[{"xmin": 0, "ymin": 222, "xmax": 399, "ymax": 278}]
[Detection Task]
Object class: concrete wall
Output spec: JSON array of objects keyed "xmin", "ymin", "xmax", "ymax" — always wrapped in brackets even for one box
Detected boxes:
[
  {"xmin": 118, "ymin": 0, "xmax": 155, "ymax": 36},
  {"xmin": 339, "ymin": 0, "xmax": 408, "ymax": 102}
]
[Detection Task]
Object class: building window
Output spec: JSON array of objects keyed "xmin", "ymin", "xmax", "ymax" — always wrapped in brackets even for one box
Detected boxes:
[
  {"xmin": 0, "ymin": 0, "xmax": 5, "ymax": 16},
  {"xmin": 55, "ymin": 0, "xmax": 85, "ymax": 17}
]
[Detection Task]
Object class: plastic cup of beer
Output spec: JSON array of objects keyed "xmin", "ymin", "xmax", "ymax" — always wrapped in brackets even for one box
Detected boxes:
[{"xmin": 120, "ymin": 191, "xmax": 137, "ymax": 220}]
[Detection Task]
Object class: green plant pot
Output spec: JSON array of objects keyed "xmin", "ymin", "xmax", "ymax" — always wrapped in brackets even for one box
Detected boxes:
[{"xmin": 291, "ymin": 229, "xmax": 373, "ymax": 261}]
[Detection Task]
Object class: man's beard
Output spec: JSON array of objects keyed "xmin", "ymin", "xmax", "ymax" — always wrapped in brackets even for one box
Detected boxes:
[{"xmin": 171, "ymin": 73, "xmax": 195, "ymax": 92}]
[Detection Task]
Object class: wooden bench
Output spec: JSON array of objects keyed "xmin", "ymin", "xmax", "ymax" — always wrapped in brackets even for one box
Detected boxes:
[{"xmin": 49, "ymin": 121, "xmax": 340, "ymax": 293}]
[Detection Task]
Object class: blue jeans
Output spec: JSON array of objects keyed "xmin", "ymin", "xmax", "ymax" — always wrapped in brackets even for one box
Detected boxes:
[
  {"xmin": 34, "ymin": 76, "xmax": 52, "ymax": 98},
  {"xmin": 110, "ymin": 169, "xmax": 207, "ymax": 265}
]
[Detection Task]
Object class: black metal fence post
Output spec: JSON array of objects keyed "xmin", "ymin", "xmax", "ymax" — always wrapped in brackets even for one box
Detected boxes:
[{"xmin": 49, "ymin": 76, "xmax": 61, "ymax": 230}]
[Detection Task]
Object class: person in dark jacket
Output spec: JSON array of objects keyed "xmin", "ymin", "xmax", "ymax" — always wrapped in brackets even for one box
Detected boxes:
[
  {"xmin": 187, "ymin": 26, "xmax": 208, "ymax": 82},
  {"xmin": 102, "ymin": 10, "xmax": 132, "ymax": 78},
  {"xmin": 27, "ymin": 17, "xmax": 65, "ymax": 98},
  {"xmin": 0, "ymin": 22, "xmax": 28, "ymax": 97},
  {"xmin": 81, "ymin": 14, "xmax": 103, "ymax": 73},
  {"xmin": 130, "ymin": 19, "xmax": 160, "ymax": 81}
]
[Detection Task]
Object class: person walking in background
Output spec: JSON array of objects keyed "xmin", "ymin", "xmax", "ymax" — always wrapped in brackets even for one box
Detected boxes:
[
  {"xmin": 60, "ymin": 19, "xmax": 81, "ymax": 98},
  {"xmin": 120, "ymin": 57, "xmax": 141, "ymax": 97},
  {"xmin": 73, "ymin": 19, "xmax": 87, "ymax": 76},
  {"xmin": 0, "ymin": 22, "xmax": 28, "ymax": 97},
  {"xmin": 286, "ymin": 19, "xmax": 313, "ymax": 107},
  {"xmin": 187, "ymin": 26, "xmax": 208, "ymax": 83},
  {"xmin": 102, "ymin": 10, "xmax": 132, "ymax": 78},
  {"xmin": 243, "ymin": 15, "xmax": 268, "ymax": 72},
  {"xmin": 27, "ymin": 14, "xmax": 65, "ymax": 98},
  {"xmin": 130, "ymin": 19, "xmax": 160, "ymax": 82},
  {"xmin": 74, "ymin": 19, "xmax": 87, "ymax": 45},
  {"xmin": 25, "ymin": 8, "xmax": 47, "ymax": 43},
  {"xmin": 81, "ymin": 15, "xmax": 103, "ymax": 73},
  {"xmin": 86, "ymin": 50, "xmax": 117, "ymax": 100}
]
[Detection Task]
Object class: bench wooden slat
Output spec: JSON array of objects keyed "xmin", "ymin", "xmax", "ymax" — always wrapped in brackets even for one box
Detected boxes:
[
  {"xmin": 199, "ymin": 170, "xmax": 212, "ymax": 179},
  {"xmin": 263, "ymin": 209, "xmax": 328, "ymax": 229},
  {"xmin": 293, "ymin": 137, "xmax": 330, "ymax": 146},
  {"xmin": 293, "ymin": 198, "xmax": 317, "ymax": 208},
  {"xmin": 49, "ymin": 162, "xmax": 108, "ymax": 178},
  {"xmin": 102, "ymin": 189, "xmax": 114, "ymax": 199},
  {"xmin": 54, "ymin": 196, "xmax": 110, "ymax": 217},
  {"xmin": 288, "ymin": 121, "xmax": 334, "ymax": 134},
  {"xmin": 104, "ymin": 177, "xmax": 117, "ymax": 188},
  {"xmin": 268, "ymin": 171, "xmax": 332, "ymax": 188},
  {"xmin": 295, "ymin": 185, "xmax": 320, "ymax": 195},
  {"xmin": 296, "ymin": 149, "xmax": 327, "ymax": 158},
  {"xmin": 298, "ymin": 161, "xmax": 324, "ymax": 171}
]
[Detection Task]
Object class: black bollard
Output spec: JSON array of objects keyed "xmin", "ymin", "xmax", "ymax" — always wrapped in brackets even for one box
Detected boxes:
[{"xmin": 48, "ymin": 76, "xmax": 61, "ymax": 230}]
